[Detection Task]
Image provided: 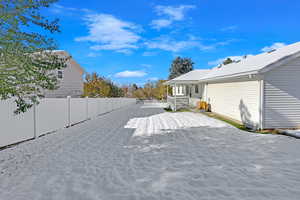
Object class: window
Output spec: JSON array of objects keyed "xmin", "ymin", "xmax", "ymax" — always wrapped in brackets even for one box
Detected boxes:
[
  {"xmin": 58, "ymin": 70, "xmax": 63, "ymax": 79},
  {"xmin": 195, "ymin": 85, "xmax": 199, "ymax": 94}
]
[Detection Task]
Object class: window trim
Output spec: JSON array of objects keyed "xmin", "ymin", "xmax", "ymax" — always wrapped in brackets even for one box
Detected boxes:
[{"xmin": 58, "ymin": 70, "xmax": 63, "ymax": 79}]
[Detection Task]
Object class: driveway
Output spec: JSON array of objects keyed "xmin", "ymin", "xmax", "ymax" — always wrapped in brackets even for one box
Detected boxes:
[{"xmin": 0, "ymin": 104, "xmax": 299, "ymax": 200}]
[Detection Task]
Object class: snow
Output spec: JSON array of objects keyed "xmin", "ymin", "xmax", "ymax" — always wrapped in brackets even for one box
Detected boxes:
[
  {"xmin": 0, "ymin": 105, "xmax": 300, "ymax": 200},
  {"xmin": 141, "ymin": 102, "xmax": 169, "ymax": 108},
  {"xmin": 165, "ymin": 69, "xmax": 211, "ymax": 84},
  {"xmin": 125, "ymin": 112, "xmax": 229, "ymax": 137},
  {"xmin": 167, "ymin": 41, "xmax": 300, "ymax": 83}
]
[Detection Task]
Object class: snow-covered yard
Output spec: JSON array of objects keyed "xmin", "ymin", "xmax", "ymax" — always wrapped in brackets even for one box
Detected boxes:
[
  {"xmin": 125, "ymin": 112, "xmax": 229, "ymax": 137},
  {"xmin": 0, "ymin": 104, "xmax": 300, "ymax": 200}
]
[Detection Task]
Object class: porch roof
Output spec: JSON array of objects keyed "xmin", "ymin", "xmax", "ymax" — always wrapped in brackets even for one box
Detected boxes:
[{"xmin": 164, "ymin": 69, "xmax": 210, "ymax": 85}]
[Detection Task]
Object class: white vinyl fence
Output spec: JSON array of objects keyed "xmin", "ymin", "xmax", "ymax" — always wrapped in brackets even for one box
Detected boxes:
[{"xmin": 0, "ymin": 97, "xmax": 136, "ymax": 148}]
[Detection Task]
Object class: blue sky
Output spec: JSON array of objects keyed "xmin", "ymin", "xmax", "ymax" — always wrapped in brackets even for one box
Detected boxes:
[{"xmin": 44, "ymin": 0, "xmax": 300, "ymax": 86}]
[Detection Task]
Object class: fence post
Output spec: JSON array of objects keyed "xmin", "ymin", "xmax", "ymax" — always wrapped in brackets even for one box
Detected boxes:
[
  {"xmin": 67, "ymin": 96, "xmax": 71, "ymax": 127},
  {"xmin": 33, "ymin": 103, "xmax": 37, "ymax": 139},
  {"xmin": 106, "ymin": 98, "xmax": 108, "ymax": 113},
  {"xmin": 109, "ymin": 98, "xmax": 112, "ymax": 111},
  {"xmin": 86, "ymin": 96, "xmax": 89, "ymax": 120},
  {"xmin": 112, "ymin": 98, "xmax": 115, "ymax": 110}
]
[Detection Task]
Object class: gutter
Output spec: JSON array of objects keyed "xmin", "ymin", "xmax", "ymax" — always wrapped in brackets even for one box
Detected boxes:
[
  {"xmin": 164, "ymin": 80, "xmax": 201, "ymax": 85},
  {"xmin": 165, "ymin": 71, "xmax": 260, "ymax": 86},
  {"xmin": 197, "ymin": 70, "xmax": 259, "ymax": 83}
]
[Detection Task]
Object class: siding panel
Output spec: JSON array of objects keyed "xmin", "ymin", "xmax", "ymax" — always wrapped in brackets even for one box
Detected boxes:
[
  {"xmin": 264, "ymin": 58, "xmax": 300, "ymax": 128},
  {"xmin": 189, "ymin": 83, "xmax": 205, "ymax": 107},
  {"xmin": 206, "ymin": 81, "xmax": 260, "ymax": 129},
  {"xmin": 44, "ymin": 60, "xmax": 83, "ymax": 98}
]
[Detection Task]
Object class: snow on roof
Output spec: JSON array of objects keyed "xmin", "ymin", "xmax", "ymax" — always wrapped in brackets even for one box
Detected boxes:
[
  {"xmin": 167, "ymin": 41, "xmax": 300, "ymax": 84},
  {"xmin": 166, "ymin": 69, "xmax": 210, "ymax": 84},
  {"xmin": 173, "ymin": 69, "xmax": 211, "ymax": 81},
  {"xmin": 201, "ymin": 41, "xmax": 300, "ymax": 81}
]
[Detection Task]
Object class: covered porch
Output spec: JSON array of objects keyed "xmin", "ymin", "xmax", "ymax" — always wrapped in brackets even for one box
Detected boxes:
[{"xmin": 165, "ymin": 81, "xmax": 206, "ymax": 111}]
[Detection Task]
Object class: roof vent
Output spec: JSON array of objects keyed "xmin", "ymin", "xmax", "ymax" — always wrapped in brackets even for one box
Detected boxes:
[{"xmin": 268, "ymin": 49, "xmax": 276, "ymax": 53}]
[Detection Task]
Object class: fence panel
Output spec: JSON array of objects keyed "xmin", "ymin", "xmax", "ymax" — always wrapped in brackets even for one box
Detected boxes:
[
  {"xmin": 0, "ymin": 97, "xmax": 135, "ymax": 148},
  {"xmin": 70, "ymin": 98, "xmax": 86, "ymax": 125},
  {"xmin": 0, "ymin": 100, "xmax": 35, "ymax": 147},
  {"xmin": 36, "ymin": 98, "xmax": 68, "ymax": 137},
  {"xmin": 98, "ymin": 98, "xmax": 108, "ymax": 114},
  {"xmin": 88, "ymin": 98, "xmax": 98, "ymax": 119}
]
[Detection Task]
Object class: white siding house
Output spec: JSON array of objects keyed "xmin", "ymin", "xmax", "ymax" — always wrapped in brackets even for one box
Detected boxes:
[
  {"xmin": 166, "ymin": 41, "xmax": 300, "ymax": 130},
  {"xmin": 44, "ymin": 51, "xmax": 84, "ymax": 98},
  {"xmin": 264, "ymin": 57, "xmax": 300, "ymax": 129}
]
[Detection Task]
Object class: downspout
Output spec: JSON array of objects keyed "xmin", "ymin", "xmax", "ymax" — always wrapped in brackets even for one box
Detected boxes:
[
  {"xmin": 259, "ymin": 78, "xmax": 264, "ymax": 130},
  {"xmin": 205, "ymin": 83, "xmax": 208, "ymax": 102}
]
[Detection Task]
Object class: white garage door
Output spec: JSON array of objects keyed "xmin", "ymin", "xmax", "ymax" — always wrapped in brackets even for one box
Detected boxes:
[{"xmin": 206, "ymin": 80, "xmax": 260, "ymax": 129}]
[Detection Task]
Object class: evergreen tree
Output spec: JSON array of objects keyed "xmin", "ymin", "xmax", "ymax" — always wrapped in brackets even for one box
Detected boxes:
[
  {"xmin": 168, "ymin": 57, "xmax": 194, "ymax": 80},
  {"xmin": 222, "ymin": 58, "xmax": 234, "ymax": 65}
]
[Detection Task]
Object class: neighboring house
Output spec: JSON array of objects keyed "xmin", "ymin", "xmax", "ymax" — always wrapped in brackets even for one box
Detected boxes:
[
  {"xmin": 44, "ymin": 50, "xmax": 84, "ymax": 98},
  {"xmin": 165, "ymin": 41, "xmax": 300, "ymax": 130}
]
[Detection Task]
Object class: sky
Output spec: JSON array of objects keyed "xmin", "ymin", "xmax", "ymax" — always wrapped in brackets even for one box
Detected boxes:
[{"xmin": 43, "ymin": 0, "xmax": 300, "ymax": 86}]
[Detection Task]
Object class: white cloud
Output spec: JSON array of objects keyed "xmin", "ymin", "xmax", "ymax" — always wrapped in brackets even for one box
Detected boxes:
[
  {"xmin": 75, "ymin": 14, "xmax": 141, "ymax": 53},
  {"xmin": 87, "ymin": 52, "xmax": 101, "ymax": 57},
  {"xmin": 115, "ymin": 49, "xmax": 133, "ymax": 55},
  {"xmin": 151, "ymin": 5, "xmax": 196, "ymax": 29},
  {"xmin": 261, "ymin": 42, "xmax": 286, "ymax": 52},
  {"xmin": 155, "ymin": 5, "xmax": 196, "ymax": 20},
  {"xmin": 115, "ymin": 70, "xmax": 147, "ymax": 78},
  {"xmin": 214, "ymin": 39, "xmax": 239, "ymax": 47},
  {"xmin": 150, "ymin": 19, "xmax": 172, "ymax": 29},
  {"xmin": 50, "ymin": 4, "xmax": 92, "ymax": 14},
  {"xmin": 145, "ymin": 36, "xmax": 213, "ymax": 53},
  {"xmin": 208, "ymin": 55, "xmax": 254, "ymax": 66},
  {"xmin": 148, "ymin": 77, "xmax": 159, "ymax": 81}
]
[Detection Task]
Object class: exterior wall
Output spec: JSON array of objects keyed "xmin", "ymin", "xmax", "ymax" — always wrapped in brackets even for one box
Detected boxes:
[
  {"xmin": 44, "ymin": 60, "xmax": 83, "ymax": 98},
  {"xmin": 189, "ymin": 84, "xmax": 205, "ymax": 107},
  {"xmin": 264, "ymin": 57, "xmax": 300, "ymax": 129},
  {"xmin": 206, "ymin": 80, "xmax": 260, "ymax": 129}
]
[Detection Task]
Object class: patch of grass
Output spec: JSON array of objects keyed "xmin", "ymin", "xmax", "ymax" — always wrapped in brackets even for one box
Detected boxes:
[
  {"xmin": 203, "ymin": 112, "xmax": 249, "ymax": 131},
  {"xmin": 164, "ymin": 107, "xmax": 191, "ymax": 112},
  {"xmin": 165, "ymin": 108, "xmax": 274, "ymax": 135},
  {"xmin": 201, "ymin": 112, "xmax": 273, "ymax": 134}
]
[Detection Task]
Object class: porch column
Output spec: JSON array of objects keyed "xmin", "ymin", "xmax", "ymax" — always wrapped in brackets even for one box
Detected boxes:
[
  {"xmin": 174, "ymin": 83, "xmax": 177, "ymax": 111},
  {"xmin": 166, "ymin": 85, "xmax": 169, "ymax": 100}
]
